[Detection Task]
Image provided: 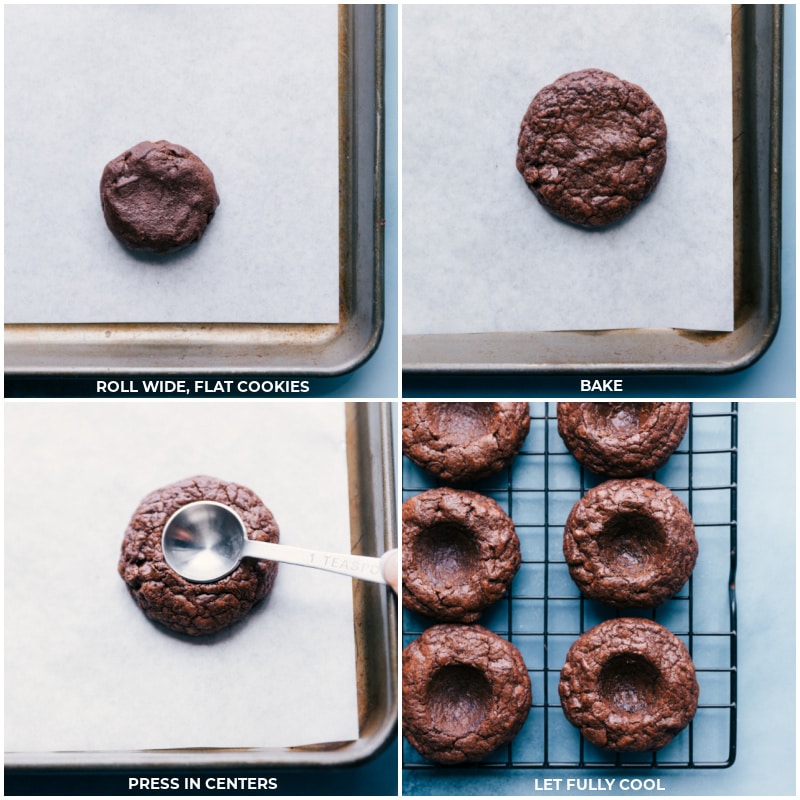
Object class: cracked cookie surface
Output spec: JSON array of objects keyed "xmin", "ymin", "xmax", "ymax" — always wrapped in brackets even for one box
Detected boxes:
[
  {"xmin": 402, "ymin": 402, "xmax": 530, "ymax": 485},
  {"xmin": 402, "ymin": 487, "xmax": 520, "ymax": 622},
  {"xmin": 517, "ymin": 69, "xmax": 667, "ymax": 227},
  {"xmin": 563, "ymin": 478, "xmax": 697, "ymax": 609},
  {"xmin": 118, "ymin": 475, "xmax": 278, "ymax": 636},
  {"xmin": 557, "ymin": 402, "xmax": 690, "ymax": 478},
  {"xmin": 403, "ymin": 624, "xmax": 532, "ymax": 764},
  {"xmin": 559, "ymin": 617, "xmax": 699, "ymax": 751}
]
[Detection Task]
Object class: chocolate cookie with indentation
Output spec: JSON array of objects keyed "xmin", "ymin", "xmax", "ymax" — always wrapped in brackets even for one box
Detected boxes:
[
  {"xmin": 559, "ymin": 617, "xmax": 699, "ymax": 751},
  {"xmin": 517, "ymin": 69, "xmax": 667, "ymax": 227},
  {"xmin": 563, "ymin": 478, "xmax": 697, "ymax": 609},
  {"xmin": 100, "ymin": 140, "xmax": 219, "ymax": 254},
  {"xmin": 558, "ymin": 402, "xmax": 690, "ymax": 477},
  {"xmin": 402, "ymin": 487, "xmax": 520, "ymax": 622},
  {"xmin": 403, "ymin": 624, "xmax": 532, "ymax": 764},
  {"xmin": 402, "ymin": 402, "xmax": 530, "ymax": 485},
  {"xmin": 118, "ymin": 475, "xmax": 278, "ymax": 636}
]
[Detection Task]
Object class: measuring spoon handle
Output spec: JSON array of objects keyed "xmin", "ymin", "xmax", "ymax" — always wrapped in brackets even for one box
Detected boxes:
[{"xmin": 241, "ymin": 540, "xmax": 394, "ymax": 585}]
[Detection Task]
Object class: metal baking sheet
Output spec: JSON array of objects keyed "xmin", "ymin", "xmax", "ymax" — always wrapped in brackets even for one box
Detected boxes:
[
  {"xmin": 403, "ymin": 5, "xmax": 781, "ymax": 374},
  {"xmin": 5, "ymin": 402, "xmax": 397, "ymax": 769},
  {"xmin": 402, "ymin": 402, "xmax": 737, "ymax": 773},
  {"xmin": 4, "ymin": 5, "xmax": 384, "ymax": 375}
]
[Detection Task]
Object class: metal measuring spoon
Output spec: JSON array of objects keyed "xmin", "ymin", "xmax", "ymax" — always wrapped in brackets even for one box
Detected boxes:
[{"xmin": 161, "ymin": 500, "xmax": 394, "ymax": 585}]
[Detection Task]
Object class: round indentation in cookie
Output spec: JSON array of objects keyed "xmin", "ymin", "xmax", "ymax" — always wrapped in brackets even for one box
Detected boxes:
[
  {"xmin": 427, "ymin": 664, "xmax": 492, "ymax": 735},
  {"xmin": 595, "ymin": 510, "xmax": 667, "ymax": 574},
  {"xmin": 599, "ymin": 654, "xmax": 660, "ymax": 714},
  {"xmin": 416, "ymin": 521, "xmax": 481, "ymax": 586}
]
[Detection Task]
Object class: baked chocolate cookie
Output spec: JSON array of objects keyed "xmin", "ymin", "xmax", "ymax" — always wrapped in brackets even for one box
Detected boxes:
[
  {"xmin": 517, "ymin": 69, "xmax": 667, "ymax": 227},
  {"xmin": 118, "ymin": 475, "xmax": 278, "ymax": 636},
  {"xmin": 100, "ymin": 140, "xmax": 219, "ymax": 254},
  {"xmin": 402, "ymin": 402, "xmax": 530, "ymax": 485},
  {"xmin": 403, "ymin": 624, "xmax": 532, "ymax": 764},
  {"xmin": 559, "ymin": 617, "xmax": 699, "ymax": 751},
  {"xmin": 563, "ymin": 478, "xmax": 697, "ymax": 609},
  {"xmin": 558, "ymin": 402, "xmax": 690, "ymax": 477},
  {"xmin": 403, "ymin": 487, "xmax": 520, "ymax": 622}
]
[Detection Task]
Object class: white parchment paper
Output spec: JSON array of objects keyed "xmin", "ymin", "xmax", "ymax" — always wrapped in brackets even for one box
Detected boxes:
[
  {"xmin": 4, "ymin": 402, "xmax": 360, "ymax": 752},
  {"xmin": 402, "ymin": 5, "xmax": 734, "ymax": 334},
  {"xmin": 4, "ymin": 5, "xmax": 339, "ymax": 324}
]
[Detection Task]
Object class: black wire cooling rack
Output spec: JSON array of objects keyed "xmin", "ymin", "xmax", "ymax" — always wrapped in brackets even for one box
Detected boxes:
[{"xmin": 402, "ymin": 402, "xmax": 738, "ymax": 770}]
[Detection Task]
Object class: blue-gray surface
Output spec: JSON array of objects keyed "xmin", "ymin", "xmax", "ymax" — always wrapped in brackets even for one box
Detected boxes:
[{"xmin": 402, "ymin": 402, "xmax": 796, "ymax": 796}]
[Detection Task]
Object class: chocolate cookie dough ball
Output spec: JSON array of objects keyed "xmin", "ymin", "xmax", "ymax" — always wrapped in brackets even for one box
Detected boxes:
[
  {"xmin": 403, "ymin": 624, "xmax": 532, "ymax": 764},
  {"xmin": 559, "ymin": 617, "xmax": 699, "ymax": 751},
  {"xmin": 402, "ymin": 402, "xmax": 530, "ymax": 485},
  {"xmin": 517, "ymin": 69, "xmax": 667, "ymax": 227},
  {"xmin": 118, "ymin": 475, "xmax": 278, "ymax": 636},
  {"xmin": 100, "ymin": 140, "xmax": 219, "ymax": 254},
  {"xmin": 557, "ymin": 402, "xmax": 690, "ymax": 477},
  {"xmin": 403, "ymin": 488, "xmax": 521, "ymax": 622},
  {"xmin": 563, "ymin": 478, "xmax": 697, "ymax": 609}
]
